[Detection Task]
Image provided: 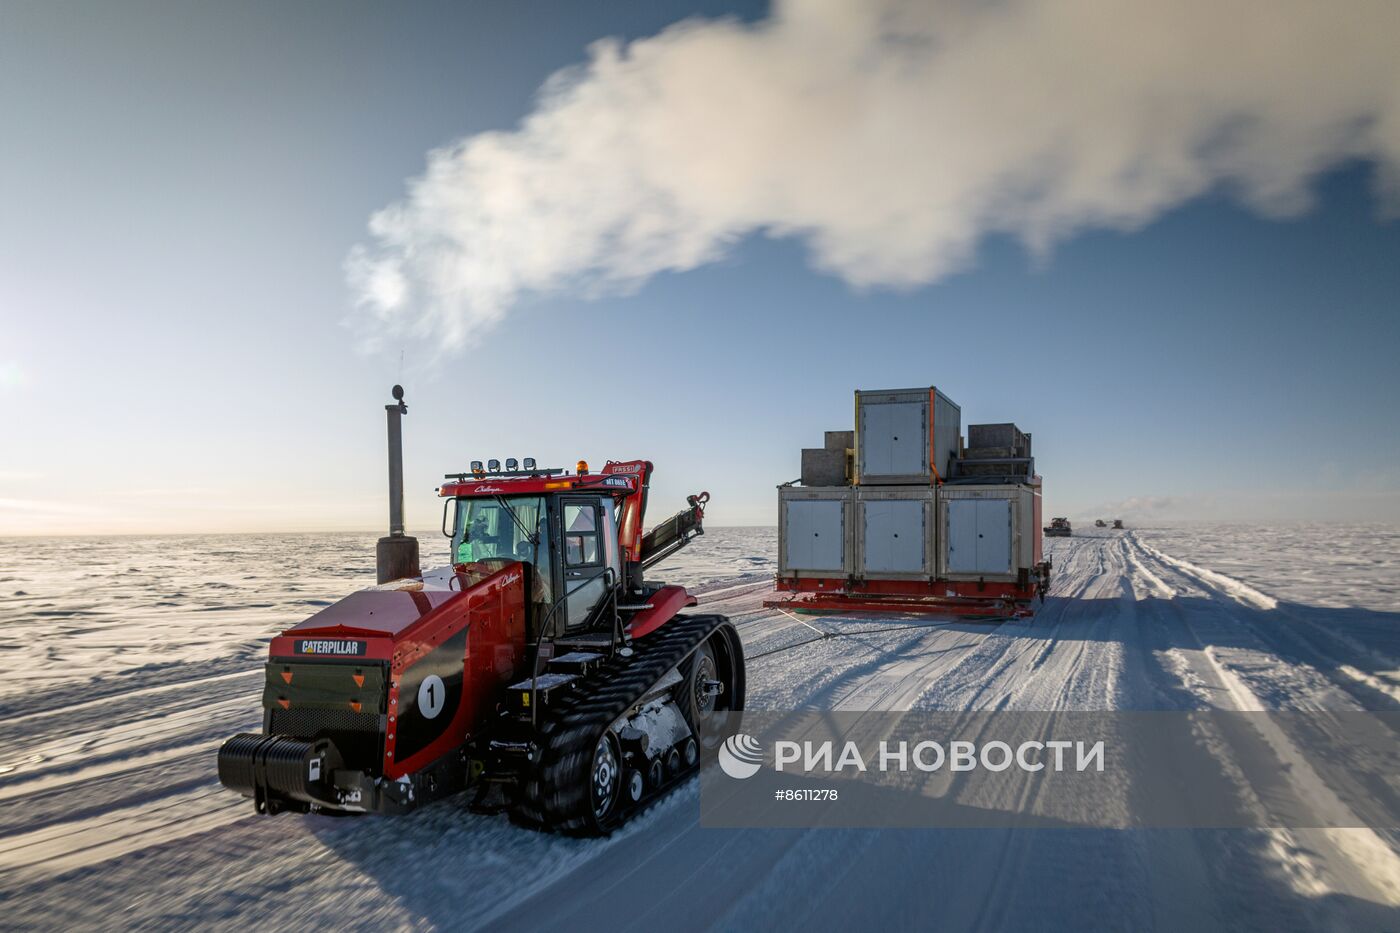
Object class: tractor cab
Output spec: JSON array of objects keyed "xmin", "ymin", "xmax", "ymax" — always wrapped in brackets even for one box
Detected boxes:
[
  {"xmin": 439, "ymin": 459, "xmax": 706, "ymax": 646},
  {"xmin": 445, "ymin": 490, "xmax": 621, "ymax": 635}
]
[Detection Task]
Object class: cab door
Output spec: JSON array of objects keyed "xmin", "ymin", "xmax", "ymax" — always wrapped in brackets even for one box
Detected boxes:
[{"xmin": 557, "ymin": 496, "xmax": 620, "ymax": 630}]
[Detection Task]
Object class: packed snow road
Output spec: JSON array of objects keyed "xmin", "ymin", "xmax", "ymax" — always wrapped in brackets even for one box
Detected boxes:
[{"xmin": 2, "ymin": 529, "xmax": 1399, "ymax": 930}]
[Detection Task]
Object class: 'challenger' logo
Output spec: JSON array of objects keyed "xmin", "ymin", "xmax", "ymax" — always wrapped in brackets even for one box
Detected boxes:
[
  {"xmin": 719, "ymin": 734, "xmax": 764, "ymax": 779},
  {"xmin": 296, "ymin": 639, "xmax": 366, "ymax": 656}
]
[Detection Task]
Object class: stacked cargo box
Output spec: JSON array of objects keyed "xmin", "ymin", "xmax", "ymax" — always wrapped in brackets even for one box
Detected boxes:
[
  {"xmin": 938, "ymin": 484, "xmax": 1040, "ymax": 582},
  {"xmin": 950, "ymin": 423, "xmax": 1035, "ymax": 480},
  {"xmin": 799, "ymin": 431, "xmax": 854, "ymax": 488},
  {"xmin": 773, "ymin": 386, "xmax": 1049, "ymax": 616},
  {"xmin": 855, "ymin": 387, "xmax": 961, "ymax": 485}
]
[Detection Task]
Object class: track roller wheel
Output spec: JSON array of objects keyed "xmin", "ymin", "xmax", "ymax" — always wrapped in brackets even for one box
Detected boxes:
[
  {"xmin": 589, "ymin": 733, "xmax": 622, "ymax": 824},
  {"xmin": 680, "ymin": 630, "xmax": 744, "ymax": 748}
]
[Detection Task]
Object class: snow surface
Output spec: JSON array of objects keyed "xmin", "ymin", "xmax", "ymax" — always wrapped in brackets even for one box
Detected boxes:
[
  {"xmin": 1135, "ymin": 523, "xmax": 1400, "ymax": 613},
  {"xmin": 1, "ymin": 526, "xmax": 1399, "ymax": 930}
]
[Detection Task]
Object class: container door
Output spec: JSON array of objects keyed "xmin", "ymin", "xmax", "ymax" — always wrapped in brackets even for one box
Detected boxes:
[
  {"xmin": 947, "ymin": 499, "xmax": 1012, "ymax": 574},
  {"xmin": 975, "ymin": 500, "xmax": 1012, "ymax": 574},
  {"xmin": 946, "ymin": 500, "xmax": 980, "ymax": 574},
  {"xmin": 862, "ymin": 499, "xmax": 925, "ymax": 573},
  {"xmin": 785, "ymin": 499, "xmax": 844, "ymax": 572},
  {"xmin": 860, "ymin": 401, "xmax": 927, "ymax": 479}
]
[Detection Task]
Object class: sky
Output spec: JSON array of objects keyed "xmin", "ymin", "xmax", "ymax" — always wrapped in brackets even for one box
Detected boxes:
[{"xmin": 2, "ymin": 0, "xmax": 1399, "ymax": 536}]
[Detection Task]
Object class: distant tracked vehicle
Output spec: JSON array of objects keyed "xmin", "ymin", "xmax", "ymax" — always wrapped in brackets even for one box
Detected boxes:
[{"xmin": 1044, "ymin": 517, "xmax": 1073, "ymax": 538}]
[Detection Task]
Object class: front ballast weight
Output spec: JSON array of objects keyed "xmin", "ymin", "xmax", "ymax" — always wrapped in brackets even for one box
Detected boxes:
[{"xmin": 217, "ymin": 732, "xmax": 434, "ymax": 815}]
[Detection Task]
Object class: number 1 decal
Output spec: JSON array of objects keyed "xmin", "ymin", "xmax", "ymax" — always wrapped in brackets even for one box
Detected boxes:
[{"xmin": 418, "ymin": 674, "xmax": 446, "ymax": 719}]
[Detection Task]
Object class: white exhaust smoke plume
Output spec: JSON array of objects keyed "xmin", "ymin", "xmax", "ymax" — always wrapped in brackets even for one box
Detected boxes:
[{"xmin": 348, "ymin": 0, "xmax": 1400, "ymax": 348}]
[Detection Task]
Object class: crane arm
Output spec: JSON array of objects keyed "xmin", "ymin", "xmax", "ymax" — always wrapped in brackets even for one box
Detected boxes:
[
  {"xmin": 639, "ymin": 492, "xmax": 709, "ymax": 570},
  {"xmin": 600, "ymin": 460, "xmax": 710, "ymax": 590}
]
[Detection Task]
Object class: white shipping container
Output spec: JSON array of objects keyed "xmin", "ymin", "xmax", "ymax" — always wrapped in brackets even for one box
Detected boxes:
[
  {"xmin": 855, "ymin": 486, "xmax": 935, "ymax": 579},
  {"xmin": 946, "ymin": 498, "xmax": 1012, "ymax": 575},
  {"xmin": 778, "ymin": 486, "xmax": 854, "ymax": 577},
  {"xmin": 854, "ymin": 387, "xmax": 961, "ymax": 486},
  {"xmin": 938, "ymin": 484, "xmax": 1037, "ymax": 582}
]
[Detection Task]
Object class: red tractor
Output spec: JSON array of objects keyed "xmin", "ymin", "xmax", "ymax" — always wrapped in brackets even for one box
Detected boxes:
[{"xmin": 217, "ymin": 452, "xmax": 744, "ymax": 835}]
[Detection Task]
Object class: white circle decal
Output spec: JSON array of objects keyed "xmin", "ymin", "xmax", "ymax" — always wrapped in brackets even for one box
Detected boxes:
[{"xmin": 417, "ymin": 674, "xmax": 446, "ymax": 719}]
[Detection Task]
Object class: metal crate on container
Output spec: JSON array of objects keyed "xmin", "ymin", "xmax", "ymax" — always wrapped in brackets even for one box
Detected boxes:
[
  {"xmin": 966, "ymin": 423, "xmax": 1030, "ymax": 455},
  {"xmin": 954, "ymin": 422, "xmax": 1033, "ymax": 480},
  {"xmin": 855, "ymin": 486, "xmax": 935, "ymax": 580},
  {"xmin": 937, "ymin": 483, "xmax": 1038, "ymax": 583},
  {"xmin": 777, "ymin": 486, "xmax": 854, "ymax": 578},
  {"xmin": 801, "ymin": 447, "xmax": 849, "ymax": 487},
  {"xmin": 824, "ymin": 430, "xmax": 854, "ymax": 452},
  {"xmin": 854, "ymin": 387, "xmax": 961, "ymax": 485}
]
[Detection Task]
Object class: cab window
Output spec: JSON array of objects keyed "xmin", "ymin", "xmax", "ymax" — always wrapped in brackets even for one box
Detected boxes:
[
  {"xmin": 563, "ymin": 503, "xmax": 601, "ymax": 566},
  {"xmin": 452, "ymin": 496, "xmax": 545, "ymax": 565}
]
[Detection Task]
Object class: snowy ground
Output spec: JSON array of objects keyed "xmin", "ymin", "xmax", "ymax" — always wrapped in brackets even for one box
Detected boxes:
[
  {"xmin": 1, "ymin": 527, "xmax": 1399, "ymax": 930},
  {"xmin": 1135, "ymin": 523, "xmax": 1400, "ymax": 613}
]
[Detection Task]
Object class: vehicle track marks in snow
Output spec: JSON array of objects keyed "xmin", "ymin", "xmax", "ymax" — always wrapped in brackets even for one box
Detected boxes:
[{"xmin": 5, "ymin": 529, "xmax": 1400, "ymax": 931}]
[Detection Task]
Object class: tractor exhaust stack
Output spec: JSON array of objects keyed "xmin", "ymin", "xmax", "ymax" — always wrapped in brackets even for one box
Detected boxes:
[{"xmin": 376, "ymin": 384, "xmax": 420, "ymax": 583}]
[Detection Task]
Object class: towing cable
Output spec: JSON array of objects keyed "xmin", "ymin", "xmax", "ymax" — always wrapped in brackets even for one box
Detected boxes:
[{"xmin": 746, "ymin": 608, "xmax": 1011, "ymax": 660}]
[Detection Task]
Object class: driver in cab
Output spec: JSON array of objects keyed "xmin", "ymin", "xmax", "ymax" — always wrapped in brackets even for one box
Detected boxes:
[{"xmin": 456, "ymin": 512, "xmax": 504, "ymax": 563}]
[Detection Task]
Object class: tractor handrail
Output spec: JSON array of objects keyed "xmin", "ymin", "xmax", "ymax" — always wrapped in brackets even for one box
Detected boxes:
[{"xmin": 528, "ymin": 565, "xmax": 618, "ymax": 728}]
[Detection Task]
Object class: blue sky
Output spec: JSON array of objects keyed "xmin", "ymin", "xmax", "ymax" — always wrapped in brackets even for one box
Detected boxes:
[{"xmin": 2, "ymin": 0, "xmax": 1398, "ymax": 534}]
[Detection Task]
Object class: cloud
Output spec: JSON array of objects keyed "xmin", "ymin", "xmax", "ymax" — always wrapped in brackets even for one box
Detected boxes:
[
  {"xmin": 1080, "ymin": 495, "xmax": 1226, "ymax": 523},
  {"xmin": 348, "ymin": 0, "xmax": 1400, "ymax": 349}
]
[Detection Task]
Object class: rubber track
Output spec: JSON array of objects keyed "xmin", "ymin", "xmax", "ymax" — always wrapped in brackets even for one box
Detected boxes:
[{"xmin": 513, "ymin": 613, "xmax": 734, "ymax": 835}]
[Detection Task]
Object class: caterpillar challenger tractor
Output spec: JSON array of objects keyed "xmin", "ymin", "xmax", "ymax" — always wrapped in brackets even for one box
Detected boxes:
[{"xmin": 217, "ymin": 444, "xmax": 744, "ymax": 835}]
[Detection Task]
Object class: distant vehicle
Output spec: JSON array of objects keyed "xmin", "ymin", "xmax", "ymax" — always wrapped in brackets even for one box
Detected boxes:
[
  {"xmin": 1112, "ymin": 519, "xmax": 1124, "ymax": 529},
  {"xmin": 1045, "ymin": 517, "xmax": 1072, "ymax": 537},
  {"xmin": 1094, "ymin": 519, "xmax": 1107, "ymax": 528}
]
